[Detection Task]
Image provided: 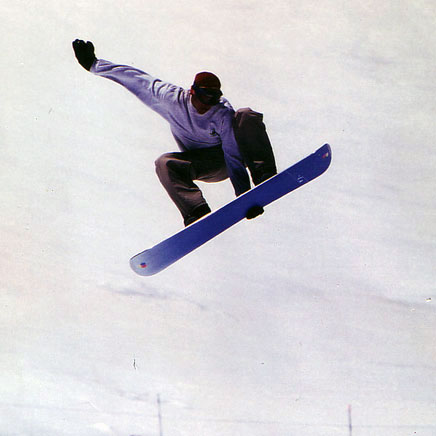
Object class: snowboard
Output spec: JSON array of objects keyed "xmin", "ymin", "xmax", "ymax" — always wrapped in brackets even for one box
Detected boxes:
[{"xmin": 130, "ymin": 143, "xmax": 332, "ymax": 276}]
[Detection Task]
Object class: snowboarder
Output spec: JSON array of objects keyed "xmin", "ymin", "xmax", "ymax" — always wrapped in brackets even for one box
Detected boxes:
[{"xmin": 72, "ymin": 39, "xmax": 277, "ymax": 226}]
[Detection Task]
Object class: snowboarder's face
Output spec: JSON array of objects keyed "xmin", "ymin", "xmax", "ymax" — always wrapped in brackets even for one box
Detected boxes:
[
  {"xmin": 191, "ymin": 84, "xmax": 222, "ymax": 109},
  {"xmin": 191, "ymin": 95, "xmax": 211, "ymax": 114}
]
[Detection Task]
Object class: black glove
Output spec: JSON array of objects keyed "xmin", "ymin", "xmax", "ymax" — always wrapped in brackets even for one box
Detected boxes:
[
  {"xmin": 246, "ymin": 205, "xmax": 264, "ymax": 220},
  {"xmin": 72, "ymin": 39, "xmax": 96, "ymax": 71}
]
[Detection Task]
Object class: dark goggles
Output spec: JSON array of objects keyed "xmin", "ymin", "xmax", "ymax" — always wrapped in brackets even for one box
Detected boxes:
[{"xmin": 192, "ymin": 83, "xmax": 223, "ymax": 105}]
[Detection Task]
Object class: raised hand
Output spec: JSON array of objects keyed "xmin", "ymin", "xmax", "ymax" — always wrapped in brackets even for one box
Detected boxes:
[{"xmin": 72, "ymin": 39, "xmax": 97, "ymax": 71}]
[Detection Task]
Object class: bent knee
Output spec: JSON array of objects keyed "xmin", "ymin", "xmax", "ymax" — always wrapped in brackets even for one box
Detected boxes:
[
  {"xmin": 234, "ymin": 108, "xmax": 265, "ymax": 137},
  {"xmin": 155, "ymin": 153, "xmax": 175, "ymax": 173},
  {"xmin": 235, "ymin": 107, "xmax": 263, "ymax": 123},
  {"xmin": 155, "ymin": 152, "xmax": 192, "ymax": 180}
]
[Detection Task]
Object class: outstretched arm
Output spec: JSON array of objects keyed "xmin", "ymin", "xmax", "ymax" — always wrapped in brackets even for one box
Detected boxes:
[
  {"xmin": 71, "ymin": 39, "xmax": 183, "ymax": 118},
  {"xmin": 72, "ymin": 39, "xmax": 97, "ymax": 71}
]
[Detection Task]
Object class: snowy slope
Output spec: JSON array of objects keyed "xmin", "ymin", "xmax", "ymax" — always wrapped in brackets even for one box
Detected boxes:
[{"xmin": 1, "ymin": 1, "xmax": 435, "ymax": 435}]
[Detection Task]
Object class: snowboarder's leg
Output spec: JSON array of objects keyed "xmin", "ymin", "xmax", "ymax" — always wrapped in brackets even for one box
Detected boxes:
[
  {"xmin": 233, "ymin": 108, "xmax": 277, "ymax": 185},
  {"xmin": 155, "ymin": 147, "xmax": 228, "ymax": 226}
]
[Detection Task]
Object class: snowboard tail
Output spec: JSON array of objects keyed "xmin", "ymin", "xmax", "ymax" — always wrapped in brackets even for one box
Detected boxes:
[{"xmin": 130, "ymin": 144, "xmax": 332, "ymax": 276}]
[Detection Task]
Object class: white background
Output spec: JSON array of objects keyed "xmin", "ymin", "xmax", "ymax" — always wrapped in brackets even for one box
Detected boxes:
[{"xmin": 1, "ymin": 1, "xmax": 435, "ymax": 435}]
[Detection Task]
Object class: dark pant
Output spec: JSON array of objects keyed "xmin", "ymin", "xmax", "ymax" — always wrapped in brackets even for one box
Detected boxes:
[
  {"xmin": 155, "ymin": 108, "xmax": 277, "ymax": 221},
  {"xmin": 233, "ymin": 108, "xmax": 277, "ymax": 185},
  {"xmin": 155, "ymin": 146, "xmax": 228, "ymax": 219}
]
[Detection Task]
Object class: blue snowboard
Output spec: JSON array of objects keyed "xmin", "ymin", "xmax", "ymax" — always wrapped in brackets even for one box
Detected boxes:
[{"xmin": 130, "ymin": 144, "xmax": 332, "ymax": 276}]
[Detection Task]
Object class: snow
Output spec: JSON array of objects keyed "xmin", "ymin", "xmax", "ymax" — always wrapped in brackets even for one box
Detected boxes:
[{"xmin": 1, "ymin": 0, "xmax": 435, "ymax": 435}]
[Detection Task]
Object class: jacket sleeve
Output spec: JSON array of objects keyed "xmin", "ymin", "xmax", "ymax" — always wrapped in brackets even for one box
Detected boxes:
[
  {"xmin": 90, "ymin": 59, "xmax": 182, "ymax": 115},
  {"xmin": 220, "ymin": 113, "xmax": 251, "ymax": 196}
]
